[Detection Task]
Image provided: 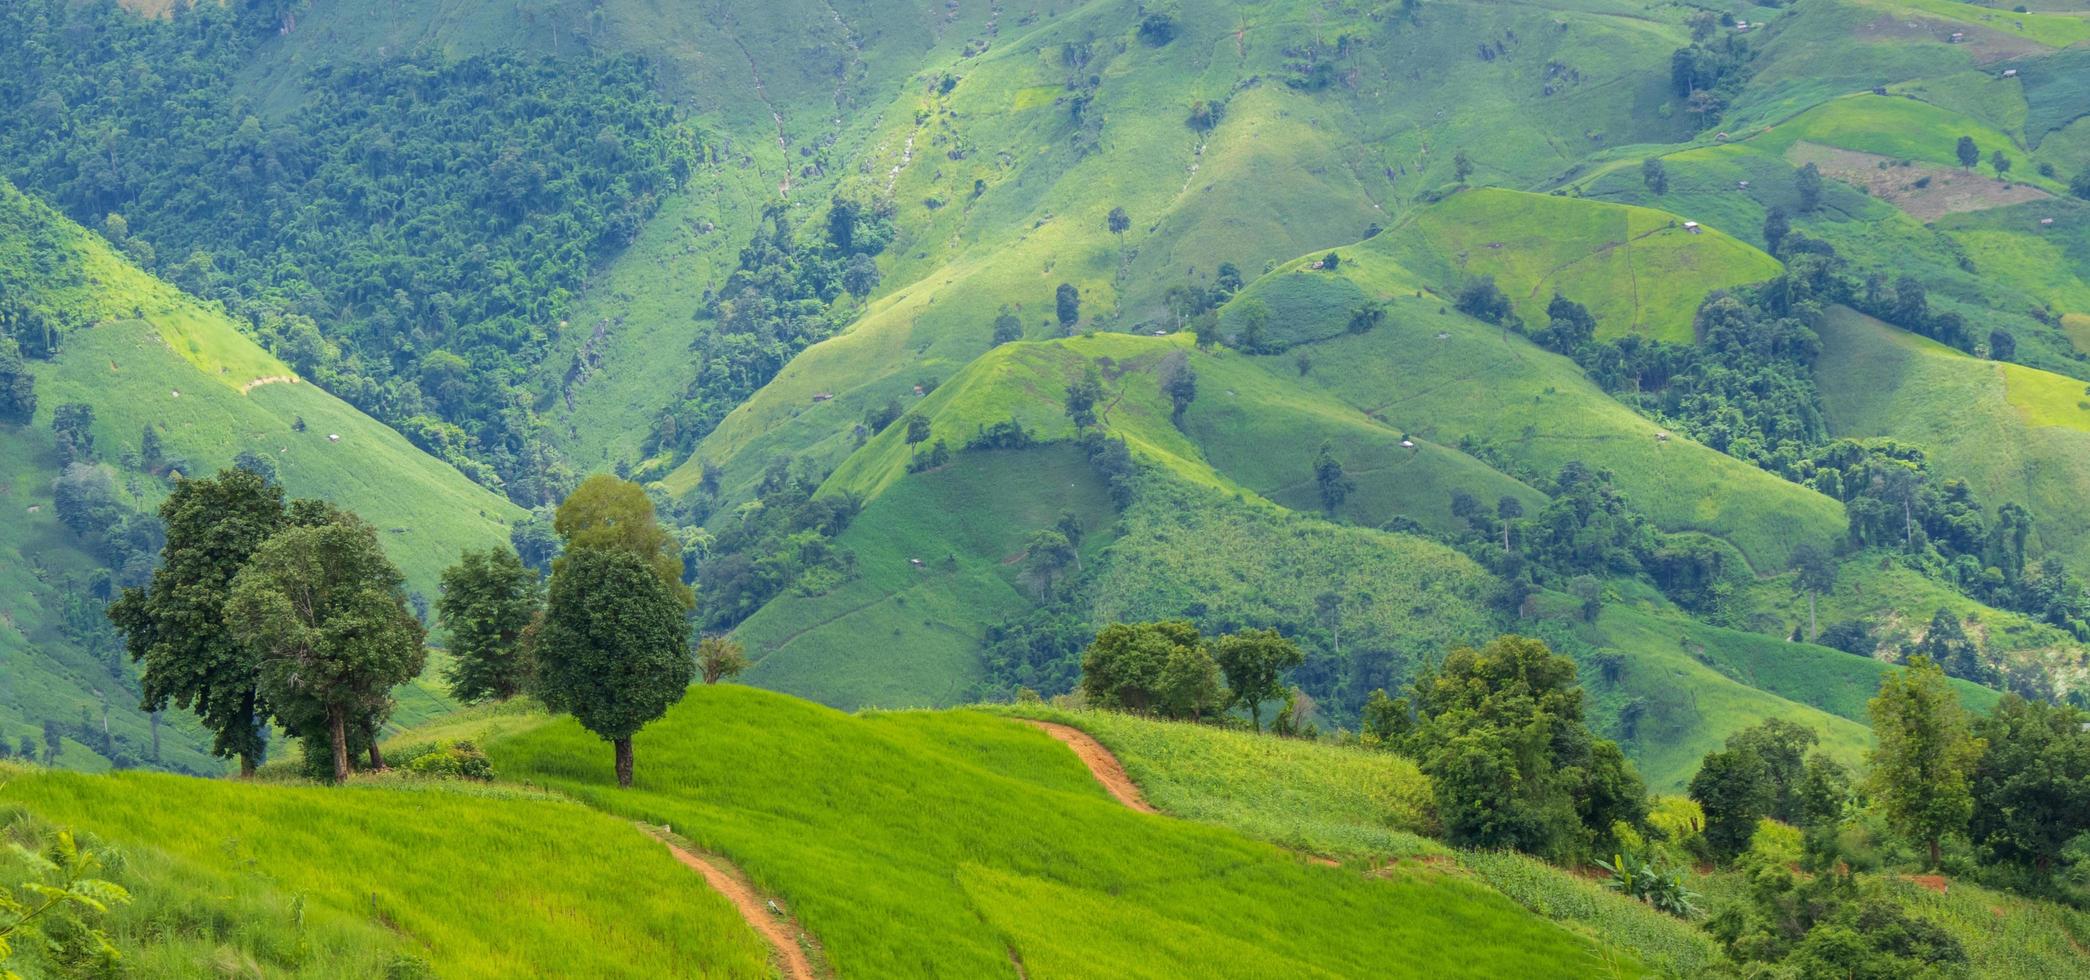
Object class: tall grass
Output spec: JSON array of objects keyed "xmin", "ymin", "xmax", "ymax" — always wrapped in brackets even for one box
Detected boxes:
[
  {"xmin": 491, "ymin": 685, "xmax": 1641, "ymax": 978},
  {"xmin": 0, "ymin": 768, "xmax": 772, "ymax": 978}
]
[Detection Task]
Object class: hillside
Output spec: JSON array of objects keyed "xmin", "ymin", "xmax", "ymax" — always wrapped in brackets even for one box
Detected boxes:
[{"xmin": 0, "ymin": 179, "xmax": 523, "ymax": 773}]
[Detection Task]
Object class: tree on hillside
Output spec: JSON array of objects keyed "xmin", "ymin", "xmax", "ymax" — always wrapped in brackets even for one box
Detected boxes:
[
  {"xmin": 1762, "ymin": 205, "xmax": 1791, "ymax": 254},
  {"xmin": 1794, "ymin": 162, "xmax": 1823, "ymax": 212},
  {"xmin": 697, "ymin": 635, "xmax": 750, "ymax": 685},
  {"xmin": 904, "ymin": 414, "xmax": 932, "ymax": 446},
  {"xmin": 51, "ymin": 402, "xmax": 93, "ymax": 465},
  {"xmin": 51, "ymin": 463, "xmax": 119, "ymax": 539},
  {"xmin": 1211, "ymin": 628, "xmax": 1304, "ymax": 732},
  {"xmin": 841, "ymin": 253, "xmax": 881, "ymax": 299},
  {"xmin": 552, "ymin": 474, "xmax": 692, "ymax": 608},
  {"xmin": 511, "ymin": 509, "xmax": 561, "ymax": 576},
  {"xmin": 1313, "ymin": 441, "xmax": 1352, "ymax": 515},
  {"xmin": 1065, "ymin": 368, "xmax": 1103, "ymax": 429},
  {"xmin": 1867, "ymin": 656, "xmax": 1984, "ymax": 869},
  {"xmin": 1955, "ymin": 135, "xmax": 1979, "ymax": 169},
  {"xmin": 536, "ymin": 546, "xmax": 694, "ymax": 787},
  {"xmin": 992, "ymin": 307, "xmax": 1023, "ymax": 346},
  {"xmin": 1642, "ymin": 157, "xmax": 1668, "ymax": 195},
  {"xmin": 1688, "ymin": 746, "xmax": 1774, "ymax": 862},
  {"xmin": 2073, "ymin": 168, "xmax": 2090, "ymax": 201},
  {"xmin": 1913, "ymin": 608, "xmax": 1987, "ymax": 684},
  {"xmin": 1971, "ymin": 695, "xmax": 2090, "ymax": 874},
  {"xmin": 0, "ymin": 336, "xmax": 35, "ymax": 423},
  {"xmin": 233, "ymin": 448, "xmax": 277, "ymax": 486},
  {"xmin": 227, "ymin": 513, "xmax": 426, "ymax": 783},
  {"xmin": 1454, "ymin": 275, "xmax": 1513, "ymax": 327},
  {"xmin": 1989, "ymin": 149, "xmax": 2011, "ymax": 178},
  {"xmin": 1159, "ymin": 350, "xmax": 1197, "ymax": 427},
  {"xmin": 1535, "ymin": 293, "xmax": 1595, "ymax": 353},
  {"xmin": 1408, "ymin": 635, "xmax": 1646, "ymax": 860},
  {"xmin": 1107, "ymin": 206, "xmax": 1129, "ymax": 243},
  {"xmin": 1987, "ymin": 328, "xmax": 2015, "ymax": 362},
  {"xmin": 1496, "ymin": 496, "xmax": 1523, "ymax": 551},
  {"xmin": 108, "ymin": 468, "xmax": 289, "ymax": 776},
  {"xmin": 1079, "ymin": 621, "xmax": 1222, "ymax": 719},
  {"xmin": 1790, "ymin": 543, "xmax": 1835, "ymax": 641},
  {"xmin": 1056, "ymin": 283, "xmax": 1081, "ymax": 331},
  {"xmin": 1453, "ymin": 149, "xmax": 1474, "ymax": 183},
  {"xmin": 437, "ymin": 547, "xmax": 543, "ymax": 704},
  {"xmin": 1020, "ymin": 529, "xmax": 1078, "ymax": 599}
]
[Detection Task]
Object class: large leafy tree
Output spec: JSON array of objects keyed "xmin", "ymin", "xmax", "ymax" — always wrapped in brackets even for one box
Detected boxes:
[
  {"xmin": 1407, "ymin": 635, "xmax": 1646, "ymax": 861},
  {"xmin": 226, "ymin": 513, "xmax": 426, "ymax": 783},
  {"xmin": 1970, "ymin": 695, "xmax": 2090, "ymax": 873},
  {"xmin": 534, "ymin": 547, "xmax": 694, "ymax": 787},
  {"xmin": 551, "ymin": 475, "xmax": 692, "ymax": 607},
  {"xmin": 1866, "ymin": 656, "xmax": 1984, "ymax": 869},
  {"xmin": 436, "ymin": 547, "xmax": 544, "ymax": 703},
  {"xmin": 107, "ymin": 469, "xmax": 288, "ymax": 776},
  {"xmin": 1079, "ymin": 621, "xmax": 1223, "ymax": 720},
  {"xmin": 1210, "ymin": 629, "xmax": 1304, "ymax": 732}
]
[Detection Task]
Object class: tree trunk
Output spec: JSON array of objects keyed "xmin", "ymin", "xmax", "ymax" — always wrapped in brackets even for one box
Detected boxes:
[
  {"xmin": 369, "ymin": 739, "xmax": 385, "ymax": 773},
  {"xmin": 149, "ymin": 711, "xmax": 162, "ymax": 763},
  {"xmin": 239, "ymin": 753, "xmax": 257, "ymax": 779},
  {"xmin": 1808, "ymin": 592, "xmax": 1818, "ymax": 642},
  {"xmin": 614, "ymin": 737, "xmax": 635, "ymax": 788},
  {"xmin": 1251, "ymin": 703, "xmax": 1261, "ymax": 734},
  {"xmin": 1928, "ymin": 835, "xmax": 1941, "ymax": 871},
  {"xmin": 328, "ymin": 705, "xmax": 350, "ymax": 784}
]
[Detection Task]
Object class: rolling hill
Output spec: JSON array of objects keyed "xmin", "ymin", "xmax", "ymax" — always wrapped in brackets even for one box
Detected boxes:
[{"xmin": 0, "ymin": 179, "xmax": 523, "ymax": 773}]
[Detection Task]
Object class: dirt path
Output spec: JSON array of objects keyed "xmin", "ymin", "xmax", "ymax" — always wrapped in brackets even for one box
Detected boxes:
[
  {"xmin": 240, "ymin": 374, "xmax": 297, "ymax": 395},
  {"xmin": 643, "ymin": 825, "xmax": 818, "ymax": 980},
  {"xmin": 1020, "ymin": 720, "xmax": 1157, "ymax": 813}
]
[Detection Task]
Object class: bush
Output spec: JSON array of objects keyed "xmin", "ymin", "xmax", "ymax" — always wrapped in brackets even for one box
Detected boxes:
[{"xmin": 397, "ymin": 741, "xmax": 496, "ymax": 781}]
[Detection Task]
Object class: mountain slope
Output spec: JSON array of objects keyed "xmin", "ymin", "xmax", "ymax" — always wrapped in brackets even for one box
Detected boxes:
[{"xmin": 0, "ymin": 179, "xmax": 522, "ymax": 772}]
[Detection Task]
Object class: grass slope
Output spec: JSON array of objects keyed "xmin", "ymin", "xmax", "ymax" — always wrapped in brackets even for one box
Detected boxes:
[
  {"xmin": 736, "ymin": 445, "xmax": 1119, "ymax": 709},
  {"xmin": 494, "ymin": 684, "xmax": 1645, "ymax": 978},
  {"xmin": 1816, "ymin": 306, "xmax": 2090, "ymax": 569},
  {"xmin": 1371, "ymin": 188, "xmax": 1783, "ymax": 343},
  {"xmin": 0, "ymin": 180, "xmax": 521, "ymax": 771},
  {"xmin": 0, "ymin": 768, "xmax": 772, "ymax": 978}
]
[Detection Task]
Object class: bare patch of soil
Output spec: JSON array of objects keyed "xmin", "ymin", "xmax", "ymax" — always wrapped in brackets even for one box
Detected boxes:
[
  {"xmin": 1019, "ymin": 720, "xmax": 1158, "ymax": 813},
  {"xmin": 1789, "ymin": 142, "xmax": 2050, "ymax": 220}
]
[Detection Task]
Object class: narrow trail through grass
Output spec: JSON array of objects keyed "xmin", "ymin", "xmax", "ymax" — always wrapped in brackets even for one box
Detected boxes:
[
  {"xmin": 644, "ymin": 825, "xmax": 822, "ymax": 980},
  {"xmin": 1020, "ymin": 720, "xmax": 1156, "ymax": 814}
]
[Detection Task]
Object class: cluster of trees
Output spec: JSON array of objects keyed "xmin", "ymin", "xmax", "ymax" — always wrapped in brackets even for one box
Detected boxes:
[
  {"xmin": 1078, "ymin": 622, "xmax": 1307, "ymax": 732},
  {"xmin": 693, "ymin": 456, "xmax": 860, "ymax": 632},
  {"xmin": 1668, "ymin": 31, "xmax": 1755, "ymax": 120},
  {"xmin": 1363, "ymin": 636, "xmax": 1645, "ymax": 862},
  {"xmin": 0, "ymin": 1, "xmax": 699, "ymax": 505},
  {"xmin": 108, "ymin": 469, "xmax": 427, "ymax": 782},
  {"xmin": 1675, "ymin": 658, "xmax": 2090, "ymax": 969},
  {"xmin": 647, "ymin": 196, "xmax": 895, "ymax": 465}
]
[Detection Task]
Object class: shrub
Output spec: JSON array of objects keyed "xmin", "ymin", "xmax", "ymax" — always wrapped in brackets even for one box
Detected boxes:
[{"xmin": 399, "ymin": 741, "xmax": 496, "ymax": 781}]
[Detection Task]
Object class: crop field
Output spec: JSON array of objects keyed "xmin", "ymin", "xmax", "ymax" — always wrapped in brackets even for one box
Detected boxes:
[
  {"xmin": 492, "ymin": 684, "xmax": 1644, "ymax": 979},
  {"xmin": 1370, "ymin": 188, "xmax": 1782, "ymax": 343},
  {"xmin": 0, "ymin": 768, "xmax": 773, "ymax": 978}
]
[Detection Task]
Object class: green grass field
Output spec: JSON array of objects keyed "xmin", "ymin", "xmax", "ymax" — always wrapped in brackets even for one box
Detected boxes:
[
  {"xmin": 491, "ymin": 684, "xmax": 1647, "ymax": 978},
  {"xmin": 1368, "ymin": 188, "xmax": 1783, "ymax": 343},
  {"xmin": 1816, "ymin": 307, "xmax": 2090, "ymax": 571},
  {"xmin": 0, "ymin": 766, "xmax": 773, "ymax": 978}
]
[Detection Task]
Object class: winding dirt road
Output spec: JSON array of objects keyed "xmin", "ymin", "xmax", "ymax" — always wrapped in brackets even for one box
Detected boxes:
[
  {"xmin": 643, "ymin": 825, "xmax": 817, "ymax": 980},
  {"xmin": 1019, "ymin": 720, "xmax": 1157, "ymax": 813}
]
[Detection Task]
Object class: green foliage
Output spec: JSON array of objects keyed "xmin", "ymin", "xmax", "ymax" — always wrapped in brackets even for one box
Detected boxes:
[
  {"xmin": 1969, "ymin": 696, "xmax": 2090, "ymax": 876},
  {"xmin": 107, "ymin": 469, "xmax": 289, "ymax": 774},
  {"xmin": 436, "ymin": 548, "xmax": 543, "ymax": 704},
  {"xmin": 0, "ymin": 828, "xmax": 129, "ymax": 980},
  {"xmin": 1079, "ymin": 621, "xmax": 1225, "ymax": 721},
  {"xmin": 0, "ymin": 336, "xmax": 31, "ymax": 423},
  {"xmin": 696, "ymin": 636, "xmax": 750, "ymax": 685},
  {"xmin": 1210, "ymin": 629, "xmax": 1305, "ymax": 732},
  {"xmin": 0, "ymin": 2, "xmax": 700, "ymax": 502},
  {"xmin": 1867, "ymin": 657, "xmax": 1985, "ymax": 868},
  {"xmin": 1594, "ymin": 850, "xmax": 1700, "ymax": 919},
  {"xmin": 552, "ymin": 475, "xmax": 690, "ymax": 608},
  {"xmin": 535, "ymin": 547, "xmax": 694, "ymax": 785},
  {"xmin": 1407, "ymin": 636, "xmax": 1646, "ymax": 861},
  {"xmin": 226, "ymin": 512, "xmax": 427, "ymax": 783},
  {"xmin": 1708, "ymin": 857, "xmax": 1966, "ymax": 977},
  {"xmin": 393, "ymin": 740, "xmax": 497, "ymax": 782}
]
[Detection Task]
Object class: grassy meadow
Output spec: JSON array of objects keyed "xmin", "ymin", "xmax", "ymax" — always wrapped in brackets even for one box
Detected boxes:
[{"xmin": 491, "ymin": 684, "xmax": 1644, "ymax": 979}]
